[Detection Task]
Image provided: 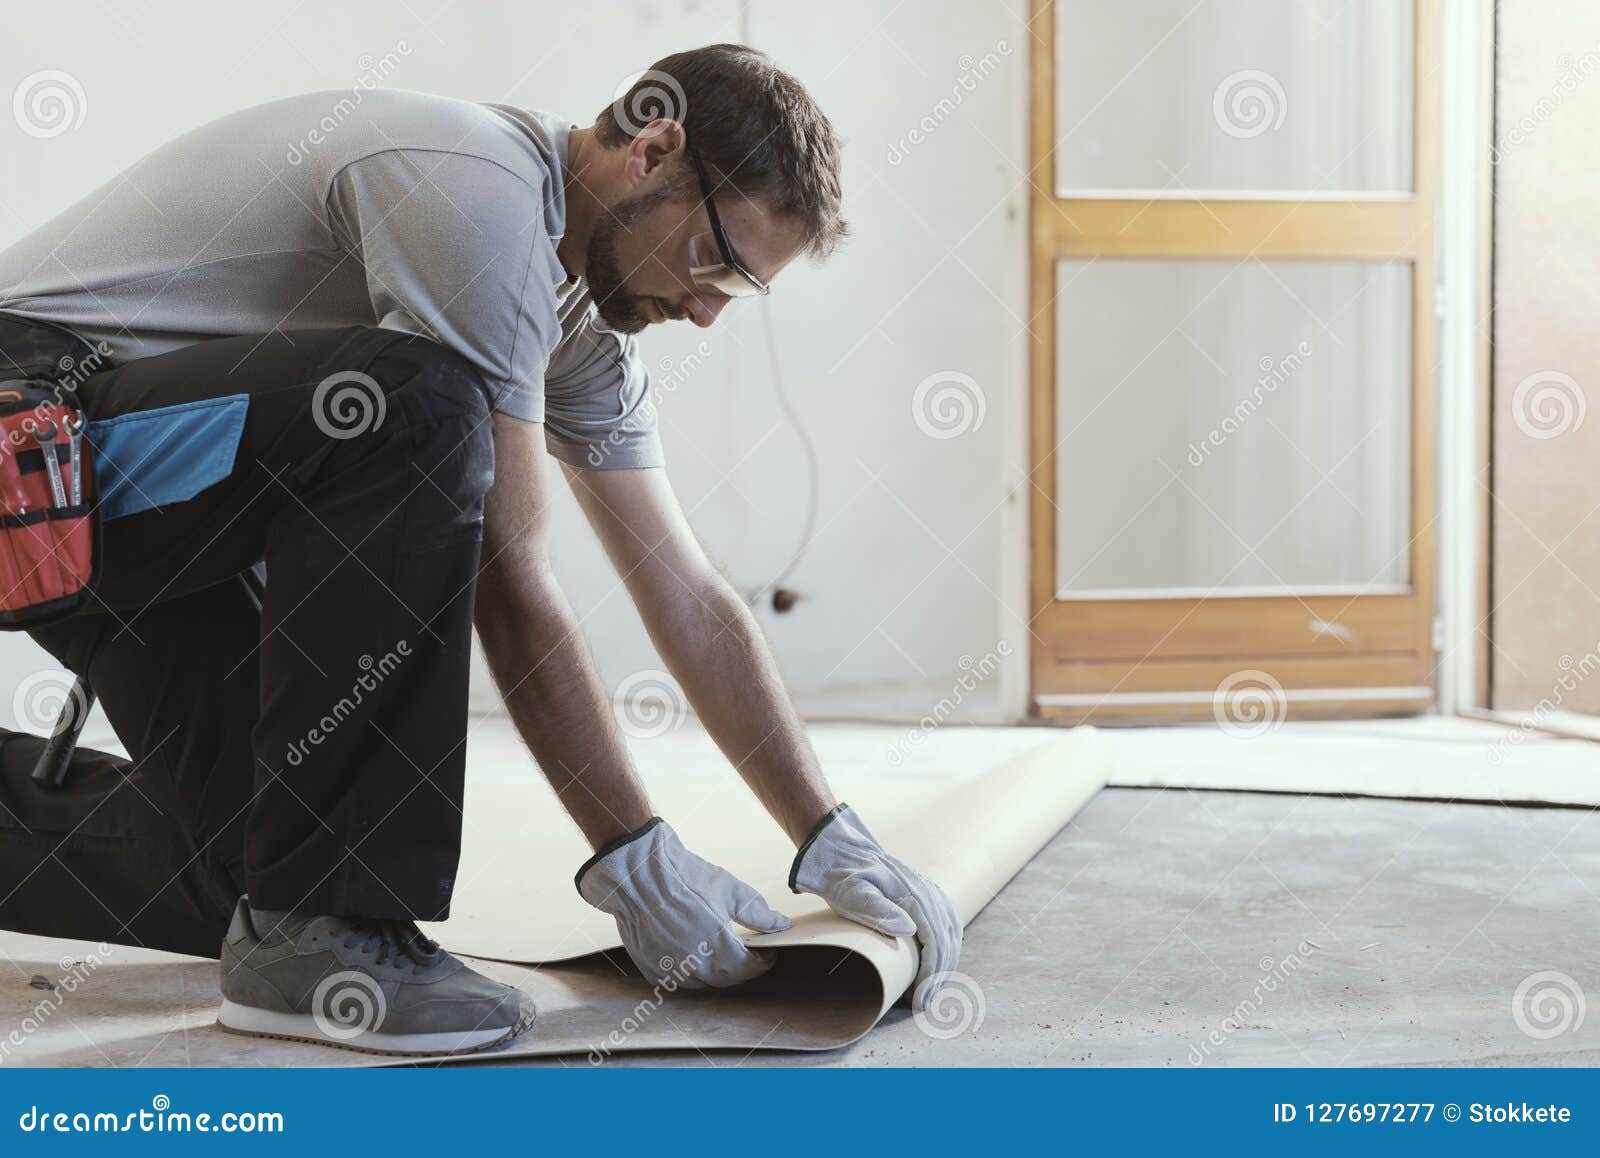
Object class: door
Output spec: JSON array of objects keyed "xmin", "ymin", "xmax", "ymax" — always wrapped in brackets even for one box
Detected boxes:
[{"xmin": 1029, "ymin": 0, "xmax": 1440, "ymax": 723}]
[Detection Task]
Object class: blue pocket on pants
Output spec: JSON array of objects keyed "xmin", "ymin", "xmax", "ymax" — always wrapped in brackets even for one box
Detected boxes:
[{"xmin": 88, "ymin": 394, "xmax": 249, "ymax": 521}]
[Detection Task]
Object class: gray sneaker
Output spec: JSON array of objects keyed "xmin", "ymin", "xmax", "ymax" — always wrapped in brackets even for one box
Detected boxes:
[{"xmin": 216, "ymin": 898, "xmax": 534, "ymax": 1056}]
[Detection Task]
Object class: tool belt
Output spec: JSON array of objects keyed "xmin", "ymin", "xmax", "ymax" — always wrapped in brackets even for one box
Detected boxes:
[{"xmin": 0, "ymin": 315, "xmax": 102, "ymax": 628}]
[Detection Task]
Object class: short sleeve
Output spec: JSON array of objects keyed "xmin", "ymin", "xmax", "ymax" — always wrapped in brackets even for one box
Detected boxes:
[
  {"xmin": 542, "ymin": 306, "xmax": 664, "ymax": 471},
  {"xmin": 326, "ymin": 150, "xmax": 566, "ymax": 421}
]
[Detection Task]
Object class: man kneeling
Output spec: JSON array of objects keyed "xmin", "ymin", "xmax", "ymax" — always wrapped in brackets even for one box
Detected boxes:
[{"xmin": 0, "ymin": 45, "xmax": 959, "ymax": 1055}]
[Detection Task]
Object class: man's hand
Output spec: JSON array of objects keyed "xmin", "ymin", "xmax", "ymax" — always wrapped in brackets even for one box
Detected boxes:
[
  {"xmin": 565, "ymin": 467, "xmax": 960, "ymax": 1006},
  {"xmin": 789, "ymin": 804, "xmax": 961, "ymax": 1010},
  {"xmin": 576, "ymin": 817, "xmax": 793, "ymax": 988}
]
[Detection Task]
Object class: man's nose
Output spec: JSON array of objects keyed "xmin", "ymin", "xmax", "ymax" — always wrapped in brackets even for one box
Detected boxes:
[{"xmin": 684, "ymin": 294, "xmax": 728, "ymax": 328}]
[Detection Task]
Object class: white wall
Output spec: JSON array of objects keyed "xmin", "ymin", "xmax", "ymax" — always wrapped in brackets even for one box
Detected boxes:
[{"xmin": 0, "ymin": 1, "xmax": 1030, "ymax": 732}]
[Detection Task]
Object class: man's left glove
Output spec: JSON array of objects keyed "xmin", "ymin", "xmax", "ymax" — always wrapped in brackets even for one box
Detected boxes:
[
  {"xmin": 576, "ymin": 817, "xmax": 793, "ymax": 988},
  {"xmin": 789, "ymin": 803, "xmax": 962, "ymax": 1010}
]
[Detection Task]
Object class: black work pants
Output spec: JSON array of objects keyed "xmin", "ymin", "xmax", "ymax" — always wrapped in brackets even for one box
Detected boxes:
[{"xmin": 0, "ymin": 326, "xmax": 494, "ymax": 958}]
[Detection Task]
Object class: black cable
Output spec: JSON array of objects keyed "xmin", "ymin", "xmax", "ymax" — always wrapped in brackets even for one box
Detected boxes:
[
  {"xmin": 737, "ymin": 2, "xmax": 822, "ymax": 610},
  {"xmin": 747, "ymin": 300, "xmax": 821, "ymax": 607}
]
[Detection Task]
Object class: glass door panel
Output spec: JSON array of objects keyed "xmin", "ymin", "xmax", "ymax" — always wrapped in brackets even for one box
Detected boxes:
[
  {"xmin": 1056, "ymin": 0, "xmax": 1415, "ymax": 196},
  {"xmin": 1054, "ymin": 258, "xmax": 1412, "ymax": 596}
]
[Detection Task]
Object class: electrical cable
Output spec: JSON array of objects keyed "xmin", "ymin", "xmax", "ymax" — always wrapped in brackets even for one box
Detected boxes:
[
  {"xmin": 737, "ymin": 0, "xmax": 823, "ymax": 610},
  {"xmin": 747, "ymin": 300, "xmax": 822, "ymax": 608}
]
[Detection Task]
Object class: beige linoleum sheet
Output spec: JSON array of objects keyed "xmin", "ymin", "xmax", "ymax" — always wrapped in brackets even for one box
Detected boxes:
[{"xmin": 3, "ymin": 728, "xmax": 1108, "ymax": 1066}]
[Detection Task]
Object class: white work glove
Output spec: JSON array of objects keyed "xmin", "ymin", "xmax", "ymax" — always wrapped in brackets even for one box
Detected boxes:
[
  {"xmin": 789, "ymin": 803, "xmax": 962, "ymax": 1010},
  {"xmin": 576, "ymin": 817, "xmax": 793, "ymax": 988}
]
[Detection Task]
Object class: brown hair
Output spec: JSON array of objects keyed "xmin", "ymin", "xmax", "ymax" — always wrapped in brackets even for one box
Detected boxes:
[{"xmin": 595, "ymin": 44, "xmax": 847, "ymax": 260}]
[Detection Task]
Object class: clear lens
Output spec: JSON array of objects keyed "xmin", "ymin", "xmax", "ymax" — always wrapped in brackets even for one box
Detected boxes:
[{"xmin": 688, "ymin": 232, "xmax": 768, "ymax": 297}]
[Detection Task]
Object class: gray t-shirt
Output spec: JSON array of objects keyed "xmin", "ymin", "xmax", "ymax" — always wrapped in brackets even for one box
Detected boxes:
[{"xmin": 0, "ymin": 89, "xmax": 661, "ymax": 470}]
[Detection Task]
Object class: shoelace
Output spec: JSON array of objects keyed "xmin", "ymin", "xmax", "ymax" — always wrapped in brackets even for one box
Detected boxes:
[{"xmin": 341, "ymin": 919, "xmax": 442, "ymax": 970}]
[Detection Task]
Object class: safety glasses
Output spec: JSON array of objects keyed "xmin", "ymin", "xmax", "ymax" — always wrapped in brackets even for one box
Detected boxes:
[{"xmin": 685, "ymin": 139, "xmax": 770, "ymax": 298}]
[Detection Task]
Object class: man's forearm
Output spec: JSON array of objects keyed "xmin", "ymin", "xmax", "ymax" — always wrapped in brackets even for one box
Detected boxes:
[
  {"xmin": 641, "ymin": 576, "xmax": 837, "ymax": 845},
  {"xmin": 474, "ymin": 552, "xmax": 653, "ymax": 849}
]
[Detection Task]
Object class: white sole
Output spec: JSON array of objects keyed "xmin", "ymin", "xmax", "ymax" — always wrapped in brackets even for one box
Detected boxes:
[{"xmin": 216, "ymin": 999, "xmax": 532, "ymax": 1057}]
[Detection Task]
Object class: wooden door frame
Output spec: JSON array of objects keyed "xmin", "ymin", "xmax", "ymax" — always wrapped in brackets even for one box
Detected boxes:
[{"xmin": 1028, "ymin": 0, "xmax": 1442, "ymax": 723}]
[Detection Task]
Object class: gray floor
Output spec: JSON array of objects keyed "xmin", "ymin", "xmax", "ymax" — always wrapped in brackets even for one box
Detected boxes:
[{"xmin": 547, "ymin": 787, "xmax": 1600, "ymax": 1067}]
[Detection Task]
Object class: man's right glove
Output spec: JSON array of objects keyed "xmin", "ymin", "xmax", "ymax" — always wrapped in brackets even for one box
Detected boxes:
[
  {"xmin": 576, "ymin": 817, "xmax": 792, "ymax": 989},
  {"xmin": 789, "ymin": 803, "xmax": 962, "ymax": 1009}
]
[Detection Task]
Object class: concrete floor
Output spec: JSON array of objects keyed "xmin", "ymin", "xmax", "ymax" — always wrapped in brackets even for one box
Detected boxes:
[
  {"xmin": 5, "ymin": 719, "xmax": 1597, "ymax": 1067},
  {"xmin": 549, "ymin": 786, "xmax": 1600, "ymax": 1067}
]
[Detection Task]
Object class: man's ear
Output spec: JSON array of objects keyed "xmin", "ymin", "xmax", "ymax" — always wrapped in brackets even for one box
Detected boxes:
[{"xmin": 622, "ymin": 119, "xmax": 687, "ymax": 190}]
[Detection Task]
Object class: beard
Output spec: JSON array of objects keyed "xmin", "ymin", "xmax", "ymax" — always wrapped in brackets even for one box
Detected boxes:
[{"xmin": 585, "ymin": 190, "xmax": 673, "ymax": 334}]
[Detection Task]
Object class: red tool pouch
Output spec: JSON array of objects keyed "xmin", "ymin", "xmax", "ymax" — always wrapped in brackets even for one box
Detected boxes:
[{"xmin": 0, "ymin": 381, "xmax": 98, "ymax": 628}]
